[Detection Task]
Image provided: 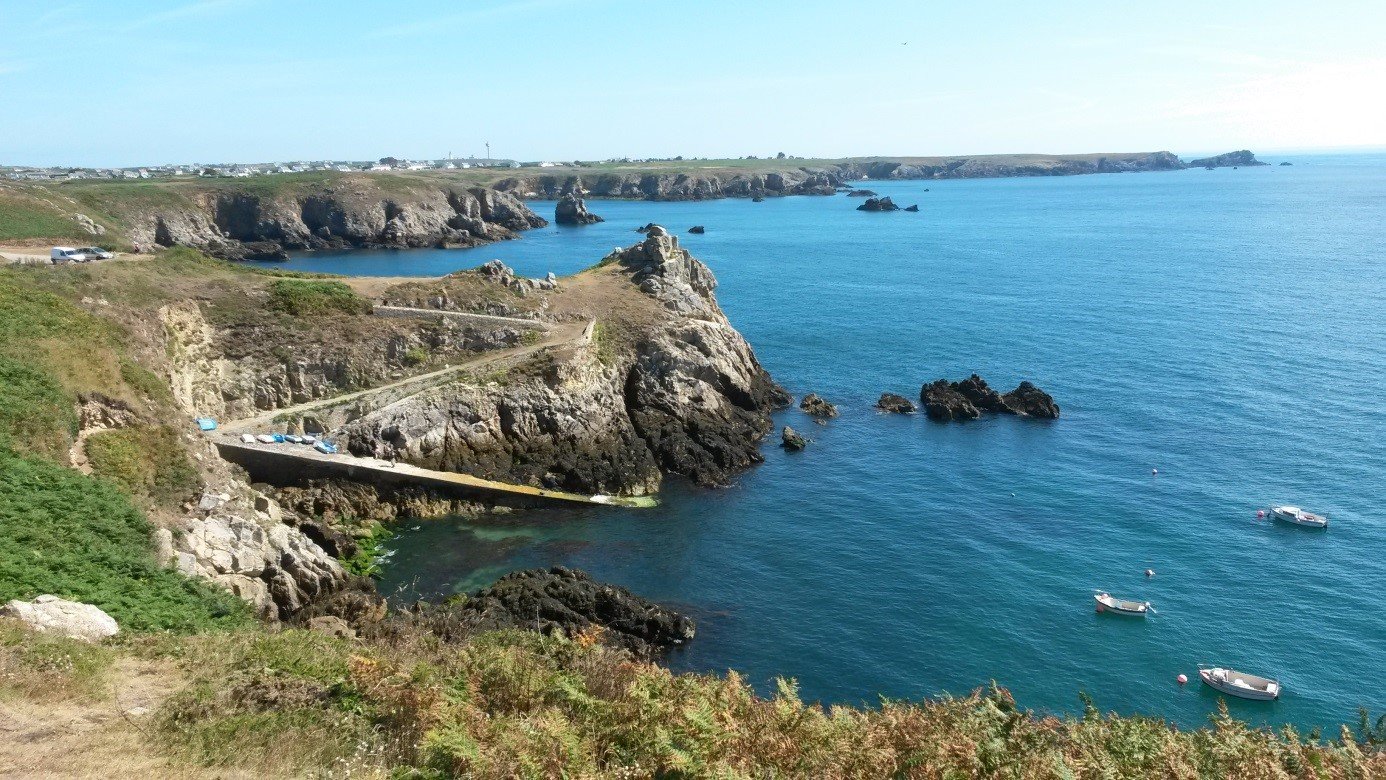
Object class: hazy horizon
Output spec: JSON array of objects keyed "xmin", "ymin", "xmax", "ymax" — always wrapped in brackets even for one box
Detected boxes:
[{"xmin": 2, "ymin": 0, "xmax": 1383, "ymax": 167}]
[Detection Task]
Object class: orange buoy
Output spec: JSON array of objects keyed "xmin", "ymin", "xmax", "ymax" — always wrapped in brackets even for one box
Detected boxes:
[{"xmin": 1177, "ymin": 673, "xmax": 1188, "ymax": 685}]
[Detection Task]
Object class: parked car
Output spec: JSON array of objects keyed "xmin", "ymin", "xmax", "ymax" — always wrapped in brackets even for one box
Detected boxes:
[
  {"xmin": 50, "ymin": 246, "xmax": 90, "ymax": 263},
  {"xmin": 77, "ymin": 246, "xmax": 114, "ymax": 260}
]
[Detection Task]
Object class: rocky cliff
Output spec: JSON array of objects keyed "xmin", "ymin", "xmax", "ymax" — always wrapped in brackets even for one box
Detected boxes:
[
  {"xmin": 128, "ymin": 179, "xmax": 547, "ymax": 259},
  {"xmin": 338, "ymin": 229, "xmax": 788, "ymax": 494},
  {"xmin": 1187, "ymin": 149, "xmax": 1267, "ymax": 168}
]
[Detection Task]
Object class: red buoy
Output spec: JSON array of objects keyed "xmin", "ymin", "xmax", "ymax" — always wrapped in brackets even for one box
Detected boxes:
[{"xmin": 1177, "ymin": 673, "xmax": 1188, "ymax": 685}]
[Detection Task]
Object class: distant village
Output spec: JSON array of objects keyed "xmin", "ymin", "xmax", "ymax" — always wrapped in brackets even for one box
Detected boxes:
[{"xmin": 2, "ymin": 152, "xmax": 804, "ymax": 182}]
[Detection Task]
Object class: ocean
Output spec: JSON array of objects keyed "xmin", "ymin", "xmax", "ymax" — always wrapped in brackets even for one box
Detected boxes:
[{"xmin": 277, "ymin": 153, "xmax": 1386, "ymax": 730}]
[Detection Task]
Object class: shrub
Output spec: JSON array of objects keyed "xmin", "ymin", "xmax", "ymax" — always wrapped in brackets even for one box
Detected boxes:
[
  {"xmin": 0, "ymin": 449, "xmax": 249, "ymax": 632},
  {"xmin": 403, "ymin": 346, "xmax": 430, "ymax": 367},
  {"xmin": 268, "ymin": 279, "xmax": 372, "ymax": 316},
  {"xmin": 85, "ymin": 425, "xmax": 201, "ymax": 507}
]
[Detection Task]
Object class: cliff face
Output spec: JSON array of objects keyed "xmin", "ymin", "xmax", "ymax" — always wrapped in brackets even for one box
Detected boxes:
[
  {"xmin": 491, "ymin": 152, "xmax": 1189, "ymax": 201},
  {"xmin": 1187, "ymin": 149, "xmax": 1267, "ymax": 168},
  {"xmin": 338, "ymin": 231, "xmax": 788, "ymax": 494},
  {"xmin": 133, "ymin": 181, "xmax": 547, "ymax": 259}
]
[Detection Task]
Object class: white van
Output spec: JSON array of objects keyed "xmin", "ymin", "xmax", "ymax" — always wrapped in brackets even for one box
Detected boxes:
[{"xmin": 50, "ymin": 247, "xmax": 90, "ymax": 263}]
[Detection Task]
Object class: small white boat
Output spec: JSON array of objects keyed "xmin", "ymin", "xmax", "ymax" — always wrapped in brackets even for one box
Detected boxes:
[
  {"xmin": 255, "ymin": 434, "xmax": 276, "ymax": 444},
  {"xmin": 302, "ymin": 435, "xmax": 317, "ymax": 444},
  {"xmin": 1199, "ymin": 665, "xmax": 1280, "ymax": 700},
  {"xmin": 1094, "ymin": 592, "xmax": 1151, "ymax": 617},
  {"xmin": 239, "ymin": 433, "xmax": 256, "ymax": 444},
  {"xmin": 1270, "ymin": 505, "xmax": 1328, "ymax": 528}
]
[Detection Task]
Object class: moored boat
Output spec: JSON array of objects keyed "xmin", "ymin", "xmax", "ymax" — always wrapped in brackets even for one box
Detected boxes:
[
  {"xmin": 1198, "ymin": 665, "xmax": 1280, "ymax": 700},
  {"xmin": 1094, "ymin": 592, "xmax": 1151, "ymax": 616},
  {"xmin": 1270, "ymin": 505, "xmax": 1328, "ymax": 528}
]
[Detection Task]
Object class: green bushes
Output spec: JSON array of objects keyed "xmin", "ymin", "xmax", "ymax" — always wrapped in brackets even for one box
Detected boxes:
[
  {"xmin": 402, "ymin": 346, "xmax": 430, "ymax": 367},
  {"xmin": 0, "ymin": 356, "xmax": 76, "ymax": 459},
  {"xmin": 85, "ymin": 425, "xmax": 200, "ymax": 507},
  {"xmin": 268, "ymin": 279, "xmax": 372, "ymax": 316},
  {"xmin": 0, "ymin": 449, "xmax": 249, "ymax": 633},
  {"xmin": 140, "ymin": 626, "xmax": 1386, "ymax": 779}
]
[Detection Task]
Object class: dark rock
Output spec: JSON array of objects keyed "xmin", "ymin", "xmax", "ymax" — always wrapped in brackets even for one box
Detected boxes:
[
  {"xmin": 846, "ymin": 189, "xmax": 878, "ymax": 197},
  {"xmin": 799, "ymin": 392, "xmax": 838, "ymax": 418},
  {"xmin": 875, "ymin": 393, "xmax": 916, "ymax": 414},
  {"xmin": 1001, "ymin": 380, "xmax": 1060, "ymax": 419},
  {"xmin": 1186, "ymin": 150, "xmax": 1267, "ymax": 168},
  {"xmin": 1279, "ymin": 161, "xmax": 1293, "ymax": 166},
  {"xmin": 635, "ymin": 222, "xmax": 658, "ymax": 233},
  {"xmin": 382, "ymin": 567, "xmax": 695, "ymax": 657},
  {"xmin": 904, "ymin": 204, "xmax": 919, "ymax": 212},
  {"xmin": 555, "ymin": 193, "xmax": 604, "ymax": 226},
  {"xmin": 953, "ymin": 374, "xmax": 1010, "ymax": 413},
  {"xmin": 688, "ymin": 225, "xmax": 705, "ymax": 234},
  {"xmin": 781, "ymin": 425, "xmax": 808, "ymax": 450},
  {"xmin": 920, "ymin": 379, "xmax": 982, "ymax": 421},
  {"xmin": 857, "ymin": 196, "xmax": 901, "ymax": 212},
  {"xmin": 751, "ymin": 195, "xmax": 765, "ymax": 202}
]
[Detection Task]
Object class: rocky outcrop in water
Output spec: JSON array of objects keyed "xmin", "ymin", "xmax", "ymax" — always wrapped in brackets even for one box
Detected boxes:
[
  {"xmin": 554, "ymin": 193, "xmax": 604, "ymax": 225},
  {"xmin": 921, "ymin": 375, "xmax": 1059, "ymax": 421},
  {"xmin": 857, "ymin": 196, "xmax": 901, "ymax": 212},
  {"xmin": 1001, "ymin": 381, "xmax": 1060, "ymax": 418},
  {"xmin": 383, "ymin": 567, "xmax": 694, "ymax": 657},
  {"xmin": 876, "ymin": 393, "xmax": 916, "ymax": 414},
  {"xmin": 904, "ymin": 204, "xmax": 919, "ymax": 212},
  {"xmin": 688, "ymin": 225, "xmax": 705, "ymax": 234},
  {"xmin": 1186, "ymin": 150, "xmax": 1266, "ymax": 168},
  {"xmin": 799, "ymin": 393, "xmax": 838, "ymax": 418},
  {"xmin": 847, "ymin": 189, "xmax": 878, "ymax": 197},
  {"xmin": 128, "ymin": 180, "xmax": 547, "ymax": 259},
  {"xmin": 781, "ymin": 426, "xmax": 808, "ymax": 450}
]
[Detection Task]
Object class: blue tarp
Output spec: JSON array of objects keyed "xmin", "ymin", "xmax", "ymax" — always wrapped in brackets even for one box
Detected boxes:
[{"xmin": 195, "ymin": 418, "xmax": 217, "ymax": 431}]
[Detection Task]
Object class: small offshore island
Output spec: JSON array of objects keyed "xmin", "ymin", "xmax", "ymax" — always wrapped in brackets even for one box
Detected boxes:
[{"xmin": 2, "ymin": 151, "xmax": 1384, "ymax": 777}]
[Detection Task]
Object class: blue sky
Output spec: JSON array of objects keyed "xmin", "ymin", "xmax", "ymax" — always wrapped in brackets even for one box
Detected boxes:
[{"xmin": 1, "ymin": 0, "xmax": 1383, "ymax": 166}]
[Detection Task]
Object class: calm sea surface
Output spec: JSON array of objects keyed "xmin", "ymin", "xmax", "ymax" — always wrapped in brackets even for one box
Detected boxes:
[{"xmin": 279, "ymin": 153, "xmax": 1386, "ymax": 729}]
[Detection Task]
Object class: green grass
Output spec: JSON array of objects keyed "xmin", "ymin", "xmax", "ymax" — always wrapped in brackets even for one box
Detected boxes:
[
  {"xmin": 0, "ymin": 198, "xmax": 82, "ymax": 242},
  {"xmin": 0, "ymin": 356, "xmax": 76, "ymax": 460},
  {"xmin": 85, "ymin": 425, "xmax": 201, "ymax": 508},
  {"xmin": 0, "ymin": 448, "xmax": 250, "ymax": 632},
  {"xmin": 0, "ymin": 619, "xmax": 116, "ymax": 702},
  {"xmin": 268, "ymin": 279, "xmax": 373, "ymax": 316}
]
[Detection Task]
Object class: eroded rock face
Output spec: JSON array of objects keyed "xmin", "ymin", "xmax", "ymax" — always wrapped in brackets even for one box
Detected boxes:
[
  {"xmin": 387, "ymin": 567, "xmax": 694, "ymax": 657},
  {"xmin": 1186, "ymin": 150, "xmax": 1266, "ymax": 168},
  {"xmin": 2, "ymin": 596, "xmax": 119, "ymax": 642},
  {"xmin": 554, "ymin": 193, "xmax": 604, "ymax": 225},
  {"xmin": 799, "ymin": 393, "xmax": 838, "ymax": 418},
  {"xmin": 921, "ymin": 379, "xmax": 982, "ymax": 421},
  {"xmin": 340, "ymin": 231, "xmax": 787, "ymax": 493},
  {"xmin": 876, "ymin": 393, "xmax": 916, "ymax": 414},
  {"xmin": 133, "ymin": 184, "xmax": 548, "ymax": 259}
]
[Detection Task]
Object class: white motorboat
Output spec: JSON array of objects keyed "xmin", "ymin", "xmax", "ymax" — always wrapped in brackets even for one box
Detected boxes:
[
  {"xmin": 1270, "ymin": 505, "xmax": 1328, "ymax": 528},
  {"xmin": 1198, "ymin": 665, "xmax": 1280, "ymax": 701},
  {"xmin": 1094, "ymin": 592, "xmax": 1151, "ymax": 617},
  {"xmin": 255, "ymin": 434, "xmax": 276, "ymax": 444}
]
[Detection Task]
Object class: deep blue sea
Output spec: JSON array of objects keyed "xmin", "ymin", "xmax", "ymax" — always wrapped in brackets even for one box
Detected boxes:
[{"xmin": 278, "ymin": 153, "xmax": 1386, "ymax": 730}]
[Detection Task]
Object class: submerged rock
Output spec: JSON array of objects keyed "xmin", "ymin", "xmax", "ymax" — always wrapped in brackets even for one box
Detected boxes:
[
  {"xmin": 389, "ymin": 567, "xmax": 695, "ymax": 657},
  {"xmin": 799, "ymin": 392, "xmax": 838, "ymax": 418},
  {"xmin": 846, "ymin": 189, "xmax": 877, "ymax": 197},
  {"xmin": 857, "ymin": 196, "xmax": 901, "ymax": 212},
  {"xmin": 555, "ymin": 193, "xmax": 604, "ymax": 225},
  {"xmin": 904, "ymin": 204, "xmax": 919, "ymax": 212},
  {"xmin": 688, "ymin": 225, "xmax": 705, "ymax": 234},
  {"xmin": 875, "ymin": 393, "xmax": 916, "ymax": 414},
  {"xmin": 2, "ymin": 596, "xmax": 119, "ymax": 642},
  {"xmin": 751, "ymin": 195, "xmax": 765, "ymax": 202},
  {"xmin": 1001, "ymin": 380, "xmax": 1060, "ymax": 418},
  {"xmin": 781, "ymin": 425, "xmax": 808, "ymax": 450}
]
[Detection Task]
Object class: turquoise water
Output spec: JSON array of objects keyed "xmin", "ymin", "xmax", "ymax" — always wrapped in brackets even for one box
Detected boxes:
[{"xmin": 282, "ymin": 154, "xmax": 1386, "ymax": 730}]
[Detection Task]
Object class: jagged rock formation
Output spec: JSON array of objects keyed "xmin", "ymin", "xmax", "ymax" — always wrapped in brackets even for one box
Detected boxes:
[
  {"xmin": 799, "ymin": 393, "xmax": 838, "ymax": 418},
  {"xmin": 1187, "ymin": 150, "xmax": 1266, "ymax": 168},
  {"xmin": 781, "ymin": 426, "xmax": 807, "ymax": 450},
  {"xmin": 921, "ymin": 375, "xmax": 1059, "ymax": 421},
  {"xmin": 857, "ymin": 196, "xmax": 901, "ymax": 212},
  {"xmin": 904, "ymin": 204, "xmax": 919, "ymax": 212},
  {"xmin": 2, "ymin": 596, "xmax": 119, "ymax": 642},
  {"xmin": 688, "ymin": 225, "xmax": 705, "ymax": 234},
  {"xmin": 338, "ymin": 229, "xmax": 788, "ymax": 494},
  {"xmin": 379, "ymin": 567, "xmax": 694, "ymax": 657},
  {"xmin": 128, "ymin": 180, "xmax": 547, "ymax": 259},
  {"xmin": 1001, "ymin": 381, "xmax": 1060, "ymax": 419},
  {"xmin": 554, "ymin": 193, "xmax": 604, "ymax": 225},
  {"xmin": 876, "ymin": 393, "xmax": 916, "ymax": 414}
]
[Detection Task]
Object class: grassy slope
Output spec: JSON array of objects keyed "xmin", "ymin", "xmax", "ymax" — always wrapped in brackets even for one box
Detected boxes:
[{"xmin": 0, "ymin": 251, "xmax": 251, "ymax": 630}]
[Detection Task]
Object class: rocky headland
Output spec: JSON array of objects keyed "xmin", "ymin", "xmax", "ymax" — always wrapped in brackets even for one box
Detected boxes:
[{"xmin": 1187, "ymin": 150, "xmax": 1266, "ymax": 168}]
